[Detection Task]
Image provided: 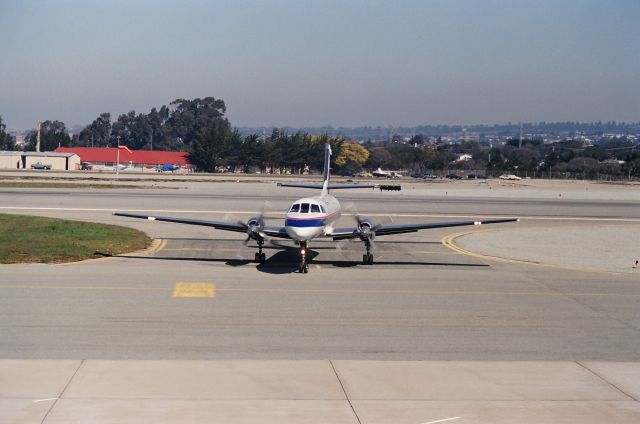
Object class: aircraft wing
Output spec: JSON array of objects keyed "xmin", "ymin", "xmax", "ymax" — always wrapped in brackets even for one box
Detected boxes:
[
  {"xmin": 330, "ymin": 217, "xmax": 518, "ymax": 240},
  {"xmin": 113, "ymin": 212, "xmax": 292, "ymax": 239},
  {"xmin": 277, "ymin": 183, "xmax": 401, "ymax": 191}
]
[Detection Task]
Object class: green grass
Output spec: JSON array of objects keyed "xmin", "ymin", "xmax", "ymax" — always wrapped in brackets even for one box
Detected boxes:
[
  {"xmin": 0, "ymin": 182, "xmax": 169, "ymax": 189},
  {"xmin": 0, "ymin": 213, "xmax": 151, "ymax": 264}
]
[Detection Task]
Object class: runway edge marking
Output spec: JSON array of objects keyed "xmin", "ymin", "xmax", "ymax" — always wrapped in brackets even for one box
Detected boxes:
[{"xmin": 441, "ymin": 230, "xmax": 634, "ymax": 275}]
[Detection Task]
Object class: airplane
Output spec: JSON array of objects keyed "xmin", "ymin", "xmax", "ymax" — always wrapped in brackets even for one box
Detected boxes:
[
  {"xmin": 114, "ymin": 143, "xmax": 518, "ymax": 273},
  {"xmin": 372, "ymin": 167, "xmax": 405, "ymax": 178}
]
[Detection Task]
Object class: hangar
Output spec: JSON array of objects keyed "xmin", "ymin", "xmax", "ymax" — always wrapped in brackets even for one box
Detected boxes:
[
  {"xmin": 54, "ymin": 147, "xmax": 191, "ymax": 171},
  {"xmin": 0, "ymin": 151, "xmax": 81, "ymax": 171}
]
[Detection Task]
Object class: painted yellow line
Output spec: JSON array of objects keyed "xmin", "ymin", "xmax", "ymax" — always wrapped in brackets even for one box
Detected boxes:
[
  {"xmin": 441, "ymin": 231, "xmax": 634, "ymax": 275},
  {"xmin": 152, "ymin": 238, "xmax": 168, "ymax": 254},
  {"xmin": 172, "ymin": 282, "xmax": 215, "ymax": 298}
]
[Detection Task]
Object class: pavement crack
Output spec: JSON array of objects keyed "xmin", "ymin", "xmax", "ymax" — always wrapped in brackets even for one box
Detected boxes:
[
  {"xmin": 577, "ymin": 361, "xmax": 639, "ymax": 402},
  {"xmin": 330, "ymin": 360, "xmax": 362, "ymax": 424},
  {"xmin": 40, "ymin": 359, "xmax": 84, "ymax": 424}
]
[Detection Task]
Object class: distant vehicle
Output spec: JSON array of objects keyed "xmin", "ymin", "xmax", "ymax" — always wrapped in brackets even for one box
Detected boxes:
[
  {"xmin": 157, "ymin": 164, "xmax": 179, "ymax": 172},
  {"xmin": 372, "ymin": 168, "xmax": 404, "ymax": 178},
  {"xmin": 356, "ymin": 171, "xmax": 372, "ymax": 177},
  {"xmin": 31, "ymin": 162, "xmax": 51, "ymax": 170},
  {"xmin": 467, "ymin": 174, "xmax": 487, "ymax": 180},
  {"xmin": 499, "ymin": 174, "xmax": 522, "ymax": 180},
  {"xmin": 446, "ymin": 174, "xmax": 463, "ymax": 180},
  {"xmin": 410, "ymin": 172, "xmax": 437, "ymax": 179},
  {"xmin": 81, "ymin": 162, "xmax": 92, "ymax": 170}
]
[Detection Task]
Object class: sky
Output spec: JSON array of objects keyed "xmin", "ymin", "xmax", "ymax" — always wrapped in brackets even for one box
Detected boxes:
[{"xmin": 0, "ymin": 0, "xmax": 638, "ymax": 131}]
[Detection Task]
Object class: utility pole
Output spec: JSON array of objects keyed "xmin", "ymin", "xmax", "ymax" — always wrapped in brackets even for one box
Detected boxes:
[
  {"xmin": 36, "ymin": 121, "xmax": 41, "ymax": 152},
  {"xmin": 116, "ymin": 136, "xmax": 120, "ymax": 179},
  {"xmin": 519, "ymin": 122, "xmax": 523, "ymax": 149}
]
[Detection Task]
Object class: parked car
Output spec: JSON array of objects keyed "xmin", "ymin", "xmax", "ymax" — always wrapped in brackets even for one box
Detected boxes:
[
  {"xmin": 81, "ymin": 162, "xmax": 92, "ymax": 170},
  {"xmin": 467, "ymin": 174, "xmax": 487, "ymax": 180},
  {"xmin": 411, "ymin": 172, "xmax": 437, "ymax": 179},
  {"xmin": 446, "ymin": 173, "xmax": 463, "ymax": 180},
  {"xmin": 31, "ymin": 162, "xmax": 51, "ymax": 170},
  {"xmin": 499, "ymin": 174, "xmax": 521, "ymax": 180}
]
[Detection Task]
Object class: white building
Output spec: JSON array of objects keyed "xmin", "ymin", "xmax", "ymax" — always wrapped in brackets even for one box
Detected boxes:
[{"xmin": 0, "ymin": 151, "xmax": 80, "ymax": 170}]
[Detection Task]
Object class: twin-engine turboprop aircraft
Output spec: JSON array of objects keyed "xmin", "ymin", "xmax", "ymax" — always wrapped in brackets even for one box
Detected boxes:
[{"xmin": 115, "ymin": 143, "xmax": 517, "ymax": 273}]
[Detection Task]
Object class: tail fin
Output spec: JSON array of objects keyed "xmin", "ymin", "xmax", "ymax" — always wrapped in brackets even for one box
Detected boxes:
[{"xmin": 321, "ymin": 143, "xmax": 331, "ymax": 196}]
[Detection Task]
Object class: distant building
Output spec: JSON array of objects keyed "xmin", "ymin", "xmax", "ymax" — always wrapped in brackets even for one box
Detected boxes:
[
  {"xmin": 13, "ymin": 135, "xmax": 26, "ymax": 147},
  {"xmin": 54, "ymin": 147, "xmax": 191, "ymax": 170},
  {"xmin": 0, "ymin": 151, "xmax": 80, "ymax": 170}
]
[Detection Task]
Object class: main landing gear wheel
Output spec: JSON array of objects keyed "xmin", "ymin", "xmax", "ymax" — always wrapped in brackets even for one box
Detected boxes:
[
  {"xmin": 254, "ymin": 239, "xmax": 266, "ymax": 263},
  {"xmin": 362, "ymin": 239, "xmax": 374, "ymax": 265}
]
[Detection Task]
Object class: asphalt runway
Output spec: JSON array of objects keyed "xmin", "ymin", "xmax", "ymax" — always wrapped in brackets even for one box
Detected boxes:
[
  {"xmin": 1, "ymin": 179, "xmax": 640, "ymax": 361},
  {"xmin": 4, "ymin": 179, "xmax": 640, "ymax": 423}
]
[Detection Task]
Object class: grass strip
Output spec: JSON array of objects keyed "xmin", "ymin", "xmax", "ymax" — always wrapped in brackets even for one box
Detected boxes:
[
  {"xmin": 0, "ymin": 213, "xmax": 150, "ymax": 263},
  {"xmin": 0, "ymin": 182, "xmax": 171, "ymax": 189}
]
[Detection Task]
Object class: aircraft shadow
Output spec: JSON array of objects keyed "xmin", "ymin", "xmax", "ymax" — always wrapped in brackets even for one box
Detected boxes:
[{"xmin": 113, "ymin": 251, "xmax": 488, "ymax": 274}]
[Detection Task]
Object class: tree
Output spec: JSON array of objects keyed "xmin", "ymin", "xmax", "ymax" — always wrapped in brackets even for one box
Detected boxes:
[
  {"xmin": 188, "ymin": 118, "xmax": 239, "ymax": 172},
  {"xmin": 166, "ymin": 97, "xmax": 226, "ymax": 145},
  {"xmin": 334, "ymin": 142, "xmax": 369, "ymax": 171},
  {"xmin": 78, "ymin": 113, "xmax": 111, "ymax": 147},
  {"xmin": 25, "ymin": 120, "xmax": 71, "ymax": 151},
  {"xmin": 0, "ymin": 115, "xmax": 15, "ymax": 150},
  {"xmin": 486, "ymin": 148, "xmax": 504, "ymax": 171}
]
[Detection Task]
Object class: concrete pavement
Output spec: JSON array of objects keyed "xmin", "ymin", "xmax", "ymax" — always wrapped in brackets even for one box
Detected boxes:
[{"xmin": 2, "ymin": 360, "xmax": 640, "ymax": 423}]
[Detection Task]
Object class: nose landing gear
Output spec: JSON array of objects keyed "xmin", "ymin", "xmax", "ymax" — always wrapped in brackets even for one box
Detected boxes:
[{"xmin": 298, "ymin": 241, "xmax": 309, "ymax": 273}]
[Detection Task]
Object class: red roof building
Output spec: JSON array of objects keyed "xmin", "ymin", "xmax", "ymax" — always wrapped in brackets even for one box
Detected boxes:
[{"xmin": 54, "ymin": 147, "xmax": 191, "ymax": 167}]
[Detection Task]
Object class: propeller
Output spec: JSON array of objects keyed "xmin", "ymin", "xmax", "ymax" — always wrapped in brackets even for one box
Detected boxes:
[
  {"xmin": 344, "ymin": 203, "xmax": 382, "ymax": 246},
  {"xmin": 243, "ymin": 201, "xmax": 272, "ymax": 245}
]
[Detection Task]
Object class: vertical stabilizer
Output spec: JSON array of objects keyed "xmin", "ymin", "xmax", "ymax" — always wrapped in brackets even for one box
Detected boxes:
[{"xmin": 321, "ymin": 143, "xmax": 331, "ymax": 196}]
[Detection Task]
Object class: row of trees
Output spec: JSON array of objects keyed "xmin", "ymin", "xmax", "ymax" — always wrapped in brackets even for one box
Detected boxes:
[
  {"xmin": 189, "ymin": 123, "xmax": 369, "ymax": 174},
  {"xmin": 0, "ymin": 115, "xmax": 14, "ymax": 150},
  {"xmin": 2, "ymin": 93, "xmax": 638, "ymax": 179},
  {"xmin": 10, "ymin": 97, "xmax": 226, "ymax": 153},
  {"xmin": 76, "ymin": 97, "xmax": 226, "ymax": 150}
]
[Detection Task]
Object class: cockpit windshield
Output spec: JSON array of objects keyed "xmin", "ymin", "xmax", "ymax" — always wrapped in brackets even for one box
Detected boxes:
[{"xmin": 290, "ymin": 202, "xmax": 324, "ymax": 214}]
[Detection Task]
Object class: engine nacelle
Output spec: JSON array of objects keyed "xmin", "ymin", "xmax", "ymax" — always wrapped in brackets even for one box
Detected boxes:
[
  {"xmin": 246, "ymin": 216, "xmax": 263, "ymax": 240},
  {"xmin": 357, "ymin": 218, "xmax": 375, "ymax": 241}
]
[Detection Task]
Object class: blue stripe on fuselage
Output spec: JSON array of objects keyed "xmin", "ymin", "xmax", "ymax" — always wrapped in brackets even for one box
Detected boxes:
[{"xmin": 285, "ymin": 218, "xmax": 325, "ymax": 228}]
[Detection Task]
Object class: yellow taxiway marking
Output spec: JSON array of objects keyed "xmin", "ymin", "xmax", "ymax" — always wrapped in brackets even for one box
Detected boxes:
[
  {"xmin": 152, "ymin": 238, "xmax": 168, "ymax": 254},
  {"xmin": 172, "ymin": 282, "xmax": 215, "ymax": 298},
  {"xmin": 441, "ymin": 231, "xmax": 634, "ymax": 275}
]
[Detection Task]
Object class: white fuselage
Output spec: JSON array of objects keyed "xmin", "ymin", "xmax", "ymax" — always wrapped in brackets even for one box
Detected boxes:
[{"xmin": 284, "ymin": 193, "xmax": 341, "ymax": 242}]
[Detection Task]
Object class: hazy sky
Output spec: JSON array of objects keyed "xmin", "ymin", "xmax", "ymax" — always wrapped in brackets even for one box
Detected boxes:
[{"xmin": 1, "ymin": 0, "xmax": 638, "ymax": 130}]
